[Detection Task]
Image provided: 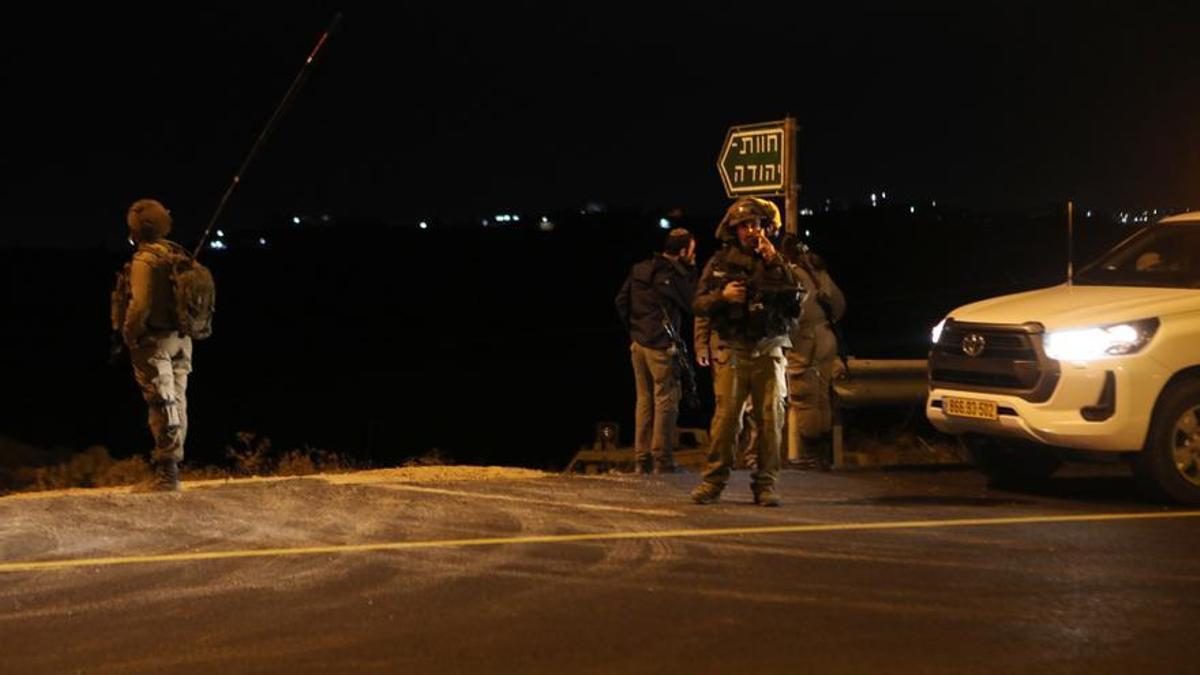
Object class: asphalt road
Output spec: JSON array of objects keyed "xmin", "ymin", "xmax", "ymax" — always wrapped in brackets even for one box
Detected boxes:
[{"xmin": 1, "ymin": 465, "xmax": 1198, "ymax": 674}]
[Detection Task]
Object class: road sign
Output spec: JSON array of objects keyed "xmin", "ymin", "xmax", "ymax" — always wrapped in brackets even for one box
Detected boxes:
[{"xmin": 717, "ymin": 121, "xmax": 787, "ymax": 197}]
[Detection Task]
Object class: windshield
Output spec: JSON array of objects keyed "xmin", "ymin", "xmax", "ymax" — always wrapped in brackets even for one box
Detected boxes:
[{"xmin": 1074, "ymin": 223, "xmax": 1200, "ymax": 288}]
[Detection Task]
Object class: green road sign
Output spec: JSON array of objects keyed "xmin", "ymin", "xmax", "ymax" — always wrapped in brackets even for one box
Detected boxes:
[{"xmin": 717, "ymin": 121, "xmax": 787, "ymax": 197}]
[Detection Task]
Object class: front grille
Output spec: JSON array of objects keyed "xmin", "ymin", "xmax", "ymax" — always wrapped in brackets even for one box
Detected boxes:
[
  {"xmin": 929, "ymin": 320, "xmax": 1060, "ymax": 403},
  {"xmin": 934, "ymin": 327, "xmax": 1036, "ymax": 360}
]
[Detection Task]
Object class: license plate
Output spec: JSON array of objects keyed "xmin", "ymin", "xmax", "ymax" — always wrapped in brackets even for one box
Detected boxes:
[{"xmin": 943, "ymin": 397, "xmax": 999, "ymax": 421}]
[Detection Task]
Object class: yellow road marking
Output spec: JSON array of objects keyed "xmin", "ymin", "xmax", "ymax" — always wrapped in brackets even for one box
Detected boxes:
[
  {"xmin": 3, "ymin": 510, "xmax": 1198, "ymax": 574},
  {"xmin": 378, "ymin": 483, "xmax": 684, "ymax": 518}
]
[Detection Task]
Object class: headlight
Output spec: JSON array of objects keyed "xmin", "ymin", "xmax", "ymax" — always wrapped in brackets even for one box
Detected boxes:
[
  {"xmin": 1044, "ymin": 318, "xmax": 1160, "ymax": 361},
  {"xmin": 931, "ymin": 318, "xmax": 947, "ymax": 344}
]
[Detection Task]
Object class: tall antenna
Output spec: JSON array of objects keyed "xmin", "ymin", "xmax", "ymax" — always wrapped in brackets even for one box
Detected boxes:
[{"xmin": 193, "ymin": 12, "xmax": 343, "ymax": 259}]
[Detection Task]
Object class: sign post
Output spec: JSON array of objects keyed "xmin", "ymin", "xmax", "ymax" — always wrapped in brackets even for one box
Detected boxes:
[{"xmin": 717, "ymin": 118, "xmax": 799, "ymax": 235}]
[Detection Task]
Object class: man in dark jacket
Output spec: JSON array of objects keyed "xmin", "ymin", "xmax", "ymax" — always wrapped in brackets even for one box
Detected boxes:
[
  {"xmin": 615, "ymin": 228, "xmax": 697, "ymax": 474},
  {"xmin": 690, "ymin": 198, "xmax": 802, "ymax": 506}
]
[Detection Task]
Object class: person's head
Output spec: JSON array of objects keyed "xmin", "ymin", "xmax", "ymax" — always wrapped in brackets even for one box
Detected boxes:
[
  {"xmin": 663, "ymin": 227, "xmax": 695, "ymax": 261},
  {"xmin": 779, "ymin": 232, "xmax": 826, "ymax": 270},
  {"xmin": 779, "ymin": 232, "xmax": 804, "ymax": 265},
  {"xmin": 126, "ymin": 199, "xmax": 172, "ymax": 243},
  {"xmin": 717, "ymin": 197, "xmax": 781, "ymax": 245}
]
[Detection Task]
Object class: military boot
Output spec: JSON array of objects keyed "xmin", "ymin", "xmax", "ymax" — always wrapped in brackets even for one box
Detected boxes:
[
  {"xmin": 633, "ymin": 456, "xmax": 653, "ymax": 475},
  {"xmin": 134, "ymin": 459, "xmax": 181, "ymax": 493},
  {"xmin": 690, "ymin": 481, "xmax": 724, "ymax": 504},
  {"xmin": 653, "ymin": 458, "xmax": 679, "ymax": 475},
  {"xmin": 753, "ymin": 486, "xmax": 781, "ymax": 507}
]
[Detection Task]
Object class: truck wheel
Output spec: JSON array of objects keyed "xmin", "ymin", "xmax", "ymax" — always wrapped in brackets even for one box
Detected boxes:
[
  {"xmin": 1134, "ymin": 379, "xmax": 1200, "ymax": 504},
  {"xmin": 961, "ymin": 434, "xmax": 1062, "ymax": 487}
]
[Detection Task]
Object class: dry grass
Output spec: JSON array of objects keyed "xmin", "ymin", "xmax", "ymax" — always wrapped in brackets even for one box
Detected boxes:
[{"xmin": 0, "ymin": 432, "xmax": 358, "ymax": 494}]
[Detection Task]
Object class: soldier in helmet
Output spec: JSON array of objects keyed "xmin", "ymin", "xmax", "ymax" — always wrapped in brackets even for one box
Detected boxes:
[
  {"xmin": 113, "ymin": 198, "xmax": 193, "ymax": 492},
  {"xmin": 780, "ymin": 233, "xmax": 846, "ymax": 469},
  {"xmin": 690, "ymin": 197, "xmax": 803, "ymax": 506}
]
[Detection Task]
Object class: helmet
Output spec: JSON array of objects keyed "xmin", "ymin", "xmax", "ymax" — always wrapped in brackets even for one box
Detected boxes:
[
  {"xmin": 126, "ymin": 198, "xmax": 172, "ymax": 242},
  {"xmin": 716, "ymin": 197, "xmax": 781, "ymax": 240}
]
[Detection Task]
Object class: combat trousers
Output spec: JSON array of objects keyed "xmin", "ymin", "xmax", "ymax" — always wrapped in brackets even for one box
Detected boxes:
[
  {"xmin": 709, "ymin": 343, "xmax": 758, "ymax": 469},
  {"xmin": 630, "ymin": 341, "xmax": 680, "ymax": 470},
  {"xmin": 130, "ymin": 332, "xmax": 193, "ymax": 464},
  {"xmin": 703, "ymin": 344, "xmax": 785, "ymax": 489},
  {"xmin": 786, "ymin": 323, "xmax": 839, "ymax": 438}
]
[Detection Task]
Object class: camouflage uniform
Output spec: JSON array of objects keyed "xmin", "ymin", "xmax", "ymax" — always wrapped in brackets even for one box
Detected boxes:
[
  {"xmin": 115, "ymin": 199, "xmax": 192, "ymax": 489},
  {"xmin": 785, "ymin": 250, "xmax": 846, "ymax": 462},
  {"xmin": 691, "ymin": 199, "xmax": 801, "ymax": 504}
]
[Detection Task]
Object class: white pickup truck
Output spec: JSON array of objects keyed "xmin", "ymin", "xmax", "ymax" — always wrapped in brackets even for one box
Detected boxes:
[{"xmin": 926, "ymin": 212, "xmax": 1200, "ymax": 503}]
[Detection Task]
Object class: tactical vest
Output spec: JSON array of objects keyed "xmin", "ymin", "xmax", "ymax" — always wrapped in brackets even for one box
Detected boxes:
[{"xmin": 707, "ymin": 247, "xmax": 802, "ymax": 342}]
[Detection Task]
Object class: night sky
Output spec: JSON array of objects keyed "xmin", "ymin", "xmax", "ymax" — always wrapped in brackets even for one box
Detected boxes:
[{"xmin": 5, "ymin": 3, "xmax": 1200, "ymax": 246}]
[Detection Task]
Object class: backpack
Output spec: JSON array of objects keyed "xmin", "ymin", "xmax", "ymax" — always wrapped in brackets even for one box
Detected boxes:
[{"xmin": 111, "ymin": 241, "xmax": 216, "ymax": 340}]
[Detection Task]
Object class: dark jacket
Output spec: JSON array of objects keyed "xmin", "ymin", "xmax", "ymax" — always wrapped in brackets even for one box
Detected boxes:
[{"xmin": 615, "ymin": 254, "xmax": 697, "ymax": 350}]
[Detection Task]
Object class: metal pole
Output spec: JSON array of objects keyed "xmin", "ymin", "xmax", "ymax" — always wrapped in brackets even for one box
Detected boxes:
[
  {"xmin": 784, "ymin": 116, "xmax": 801, "ymax": 461},
  {"xmin": 193, "ymin": 12, "xmax": 343, "ymax": 259},
  {"xmin": 1067, "ymin": 200, "xmax": 1074, "ymax": 285},
  {"xmin": 784, "ymin": 116, "xmax": 799, "ymax": 236}
]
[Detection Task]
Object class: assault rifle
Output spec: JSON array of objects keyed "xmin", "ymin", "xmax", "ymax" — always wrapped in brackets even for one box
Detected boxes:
[{"xmin": 660, "ymin": 310, "xmax": 701, "ymax": 411}]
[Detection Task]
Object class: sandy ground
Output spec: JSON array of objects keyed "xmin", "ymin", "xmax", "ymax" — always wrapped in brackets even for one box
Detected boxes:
[{"xmin": 1, "ymin": 465, "xmax": 550, "ymax": 501}]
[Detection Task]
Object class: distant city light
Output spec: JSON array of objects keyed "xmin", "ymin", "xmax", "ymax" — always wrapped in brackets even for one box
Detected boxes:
[
  {"xmin": 870, "ymin": 193, "xmax": 878, "ymax": 207},
  {"xmin": 258, "ymin": 237, "xmax": 267, "ymax": 246},
  {"xmin": 909, "ymin": 206, "xmax": 916, "ymax": 214},
  {"xmin": 1086, "ymin": 210, "xmax": 1093, "ymax": 218},
  {"xmin": 419, "ymin": 221, "xmax": 429, "ymax": 230},
  {"xmin": 482, "ymin": 219, "xmax": 490, "ymax": 227},
  {"xmin": 216, "ymin": 229, "xmax": 225, "ymax": 237},
  {"xmin": 541, "ymin": 216, "xmax": 549, "ymax": 223},
  {"xmin": 659, "ymin": 218, "xmax": 671, "ymax": 229},
  {"xmin": 932, "ymin": 200, "xmax": 937, "ymax": 208},
  {"xmin": 209, "ymin": 240, "xmax": 227, "ymax": 251},
  {"xmin": 804, "ymin": 229, "xmax": 811, "ymax": 237},
  {"xmin": 495, "ymin": 214, "xmax": 520, "ymax": 223},
  {"xmin": 800, "ymin": 208, "xmax": 813, "ymax": 216},
  {"xmin": 292, "ymin": 216, "xmax": 301, "ymax": 225},
  {"xmin": 539, "ymin": 219, "xmax": 555, "ymax": 232},
  {"xmin": 881, "ymin": 191, "xmax": 888, "ymax": 200}
]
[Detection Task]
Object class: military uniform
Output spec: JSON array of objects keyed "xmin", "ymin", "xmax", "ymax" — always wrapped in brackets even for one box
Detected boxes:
[
  {"xmin": 115, "ymin": 199, "xmax": 192, "ymax": 491},
  {"xmin": 691, "ymin": 199, "xmax": 801, "ymax": 505},
  {"xmin": 695, "ymin": 314, "xmax": 758, "ymax": 469},
  {"xmin": 785, "ymin": 250, "xmax": 846, "ymax": 463}
]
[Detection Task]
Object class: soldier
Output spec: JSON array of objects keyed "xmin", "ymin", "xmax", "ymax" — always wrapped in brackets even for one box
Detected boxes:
[
  {"xmin": 780, "ymin": 234, "xmax": 847, "ymax": 469},
  {"xmin": 690, "ymin": 198, "xmax": 802, "ymax": 506},
  {"xmin": 615, "ymin": 228, "xmax": 698, "ymax": 474},
  {"xmin": 114, "ymin": 199, "xmax": 194, "ymax": 492}
]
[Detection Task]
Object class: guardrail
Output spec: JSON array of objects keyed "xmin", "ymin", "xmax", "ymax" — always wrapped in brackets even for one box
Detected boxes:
[
  {"xmin": 567, "ymin": 358, "xmax": 931, "ymax": 474},
  {"xmin": 828, "ymin": 358, "xmax": 929, "ymax": 468}
]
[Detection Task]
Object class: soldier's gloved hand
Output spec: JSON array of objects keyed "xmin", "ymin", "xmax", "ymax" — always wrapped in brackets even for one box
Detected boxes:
[
  {"xmin": 722, "ymin": 281, "xmax": 747, "ymax": 303},
  {"xmin": 108, "ymin": 331, "xmax": 126, "ymax": 365}
]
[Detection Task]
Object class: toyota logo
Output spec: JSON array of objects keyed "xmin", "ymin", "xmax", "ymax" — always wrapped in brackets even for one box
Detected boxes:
[{"xmin": 961, "ymin": 333, "xmax": 986, "ymax": 357}]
